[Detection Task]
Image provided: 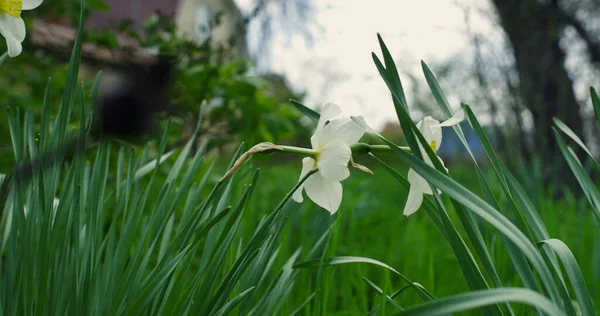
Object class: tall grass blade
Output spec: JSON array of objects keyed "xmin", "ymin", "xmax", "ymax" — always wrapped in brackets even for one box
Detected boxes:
[{"xmin": 391, "ymin": 288, "xmax": 565, "ymax": 316}]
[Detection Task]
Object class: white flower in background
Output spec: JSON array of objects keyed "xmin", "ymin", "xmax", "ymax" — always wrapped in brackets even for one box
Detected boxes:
[
  {"xmin": 293, "ymin": 103, "xmax": 365, "ymax": 214},
  {"xmin": 0, "ymin": 0, "xmax": 44, "ymax": 57},
  {"xmin": 404, "ymin": 110, "xmax": 465, "ymax": 216}
]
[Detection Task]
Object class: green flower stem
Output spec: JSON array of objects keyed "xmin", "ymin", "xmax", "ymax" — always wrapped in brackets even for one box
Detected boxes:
[
  {"xmin": 276, "ymin": 143, "xmax": 410, "ymax": 158},
  {"xmin": 351, "ymin": 143, "xmax": 410, "ymax": 155},
  {"xmin": 277, "ymin": 145, "xmax": 318, "ymax": 157},
  {"xmin": 221, "ymin": 142, "xmax": 410, "ymax": 181}
]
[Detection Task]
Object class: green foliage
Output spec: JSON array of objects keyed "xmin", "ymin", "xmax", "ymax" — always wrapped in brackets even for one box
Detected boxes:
[
  {"xmin": 135, "ymin": 11, "xmax": 309, "ymax": 148},
  {"xmin": 2, "ymin": 2, "xmax": 599, "ymax": 315},
  {"xmin": 319, "ymin": 34, "xmax": 597, "ymax": 315},
  {"xmin": 0, "ymin": 6, "xmax": 308, "ymax": 314},
  {"xmin": 0, "ymin": 4, "xmax": 310, "ymax": 172}
]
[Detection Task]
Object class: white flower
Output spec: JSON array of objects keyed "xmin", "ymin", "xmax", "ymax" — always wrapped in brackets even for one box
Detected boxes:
[
  {"xmin": 0, "ymin": 0, "xmax": 44, "ymax": 57},
  {"xmin": 404, "ymin": 110, "xmax": 465, "ymax": 216},
  {"xmin": 292, "ymin": 103, "xmax": 365, "ymax": 214}
]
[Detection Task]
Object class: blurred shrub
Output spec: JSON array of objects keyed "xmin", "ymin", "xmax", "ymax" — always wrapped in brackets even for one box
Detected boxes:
[{"xmin": 0, "ymin": 5, "xmax": 311, "ymax": 170}]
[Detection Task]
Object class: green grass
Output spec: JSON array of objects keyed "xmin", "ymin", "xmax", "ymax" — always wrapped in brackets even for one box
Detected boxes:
[
  {"xmin": 229, "ymin": 162, "xmax": 600, "ymax": 315},
  {"xmin": 2, "ymin": 6, "xmax": 599, "ymax": 315}
]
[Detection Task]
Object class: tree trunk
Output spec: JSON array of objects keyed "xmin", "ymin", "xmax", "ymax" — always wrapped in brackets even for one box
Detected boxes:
[{"xmin": 491, "ymin": 0, "xmax": 583, "ymax": 193}]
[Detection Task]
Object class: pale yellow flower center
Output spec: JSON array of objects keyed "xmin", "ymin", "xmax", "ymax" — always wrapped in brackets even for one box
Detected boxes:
[
  {"xmin": 0, "ymin": 0, "xmax": 22, "ymax": 18},
  {"xmin": 429, "ymin": 140, "xmax": 437, "ymax": 153}
]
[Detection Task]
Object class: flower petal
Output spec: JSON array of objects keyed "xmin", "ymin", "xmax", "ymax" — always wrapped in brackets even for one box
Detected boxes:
[
  {"xmin": 407, "ymin": 166, "xmax": 444, "ymax": 196},
  {"xmin": 22, "ymin": 0, "xmax": 44, "ymax": 10},
  {"xmin": 5, "ymin": 34, "xmax": 22, "ymax": 57},
  {"xmin": 312, "ymin": 103, "xmax": 342, "ymax": 149},
  {"xmin": 1, "ymin": 15, "xmax": 25, "ymax": 42},
  {"xmin": 352, "ymin": 115, "xmax": 375, "ymax": 131},
  {"xmin": 417, "ymin": 116, "xmax": 442, "ymax": 151},
  {"xmin": 434, "ymin": 110, "xmax": 465, "ymax": 128},
  {"xmin": 319, "ymin": 103, "xmax": 342, "ymax": 123},
  {"xmin": 293, "ymin": 157, "xmax": 316, "ymax": 203},
  {"xmin": 304, "ymin": 172, "xmax": 343, "ymax": 214},
  {"xmin": 407, "ymin": 168, "xmax": 433, "ymax": 195},
  {"xmin": 319, "ymin": 117, "xmax": 365, "ymax": 146},
  {"xmin": 318, "ymin": 141, "xmax": 351, "ymax": 182},
  {"xmin": 403, "ymin": 184, "xmax": 424, "ymax": 216}
]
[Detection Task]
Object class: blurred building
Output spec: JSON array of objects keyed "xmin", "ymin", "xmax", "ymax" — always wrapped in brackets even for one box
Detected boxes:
[
  {"xmin": 31, "ymin": 0, "xmax": 249, "ymax": 66},
  {"xmin": 88, "ymin": 0, "xmax": 248, "ymax": 60},
  {"xmin": 175, "ymin": 0, "xmax": 248, "ymax": 59},
  {"xmin": 87, "ymin": 0, "xmax": 179, "ymax": 32}
]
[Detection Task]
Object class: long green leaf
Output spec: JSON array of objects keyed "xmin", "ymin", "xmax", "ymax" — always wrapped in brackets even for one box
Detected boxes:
[
  {"xmin": 290, "ymin": 100, "xmax": 320, "ymax": 122},
  {"xmin": 0, "ymin": 52, "xmax": 7, "ymax": 67},
  {"xmin": 212, "ymin": 286, "xmax": 256, "ymax": 316},
  {"xmin": 591, "ymin": 87, "xmax": 600, "ymax": 125},
  {"xmin": 391, "ymin": 288, "xmax": 565, "ymax": 316},
  {"xmin": 539, "ymin": 239, "xmax": 596, "ymax": 316},
  {"xmin": 553, "ymin": 118, "xmax": 596, "ymax": 163},
  {"xmin": 553, "ymin": 129, "xmax": 600, "ymax": 227},
  {"xmin": 354, "ymin": 120, "xmax": 562, "ymax": 305},
  {"xmin": 294, "ymin": 256, "xmax": 436, "ymax": 301}
]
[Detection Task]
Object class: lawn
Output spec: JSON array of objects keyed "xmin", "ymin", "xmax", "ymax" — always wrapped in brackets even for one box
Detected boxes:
[{"xmin": 228, "ymin": 161, "xmax": 600, "ymax": 314}]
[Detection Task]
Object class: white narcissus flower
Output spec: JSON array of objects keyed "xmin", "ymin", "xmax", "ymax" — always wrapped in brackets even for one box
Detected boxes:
[
  {"xmin": 292, "ymin": 103, "xmax": 365, "ymax": 214},
  {"xmin": 404, "ymin": 110, "xmax": 465, "ymax": 216},
  {"xmin": 0, "ymin": 0, "xmax": 44, "ymax": 57}
]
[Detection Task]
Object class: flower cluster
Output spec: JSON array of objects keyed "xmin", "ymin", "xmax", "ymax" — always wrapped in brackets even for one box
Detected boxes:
[
  {"xmin": 292, "ymin": 103, "xmax": 365, "ymax": 214},
  {"xmin": 222, "ymin": 101, "xmax": 463, "ymax": 218}
]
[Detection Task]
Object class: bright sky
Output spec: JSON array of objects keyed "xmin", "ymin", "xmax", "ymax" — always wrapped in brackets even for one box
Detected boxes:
[{"xmin": 235, "ymin": 0, "xmax": 499, "ymax": 129}]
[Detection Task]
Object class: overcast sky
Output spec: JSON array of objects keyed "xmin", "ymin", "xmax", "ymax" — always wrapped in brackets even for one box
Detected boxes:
[{"xmin": 234, "ymin": 0, "xmax": 501, "ymax": 129}]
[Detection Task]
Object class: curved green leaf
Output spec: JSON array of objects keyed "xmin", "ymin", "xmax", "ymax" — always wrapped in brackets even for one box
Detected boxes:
[
  {"xmin": 293, "ymin": 256, "xmax": 436, "ymax": 301},
  {"xmin": 539, "ymin": 239, "xmax": 595, "ymax": 316},
  {"xmin": 391, "ymin": 288, "xmax": 565, "ymax": 316},
  {"xmin": 591, "ymin": 87, "xmax": 600, "ymax": 125},
  {"xmin": 290, "ymin": 100, "xmax": 320, "ymax": 122},
  {"xmin": 0, "ymin": 52, "xmax": 7, "ymax": 67},
  {"xmin": 553, "ymin": 129, "xmax": 600, "ymax": 227},
  {"xmin": 553, "ymin": 118, "xmax": 596, "ymax": 163},
  {"xmin": 354, "ymin": 120, "xmax": 562, "ymax": 304},
  {"xmin": 213, "ymin": 287, "xmax": 256, "ymax": 316}
]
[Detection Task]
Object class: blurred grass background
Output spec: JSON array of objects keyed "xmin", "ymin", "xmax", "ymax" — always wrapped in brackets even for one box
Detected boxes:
[{"xmin": 220, "ymin": 159, "xmax": 600, "ymax": 314}]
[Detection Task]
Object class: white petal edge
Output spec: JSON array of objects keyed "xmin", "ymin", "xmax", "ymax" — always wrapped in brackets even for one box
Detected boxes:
[
  {"xmin": 435, "ymin": 110, "xmax": 465, "ymax": 127},
  {"xmin": 312, "ymin": 103, "xmax": 342, "ymax": 149},
  {"xmin": 22, "ymin": 0, "xmax": 44, "ymax": 10},
  {"xmin": 304, "ymin": 173, "xmax": 343, "ymax": 214},
  {"xmin": 319, "ymin": 117, "xmax": 365, "ymax": 146},
  {"xmin": 292, "ymin": 157, "xmax": 315, "ymax": 203},
  {"xmin": 407, "ymin": 168, "xmax": 433, "ymax": 195},
  {"xmin": 320, "ymin": 103, "xmax": 341, "ymax": 118},
  {"xmin": 3, "ymin": 15, "xmax": 26, "ymax": 42},
  {"xmin": 351, "ymin": 116, "xmax": 375, "ymax": 131},
  {"xmin": 403, "ymin": 184, "xmax": 424, "ymax": 216},
  {"xmin": 317, "ymin": 141, "xmax": 351, "ymax": 182},
  {"xmin": 5, "ymin": 34, "xmax": 22, "ymax": 57},
  {"xmin": 0, "ymin": 15, "xmax": 20, "ymax": 57}
]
